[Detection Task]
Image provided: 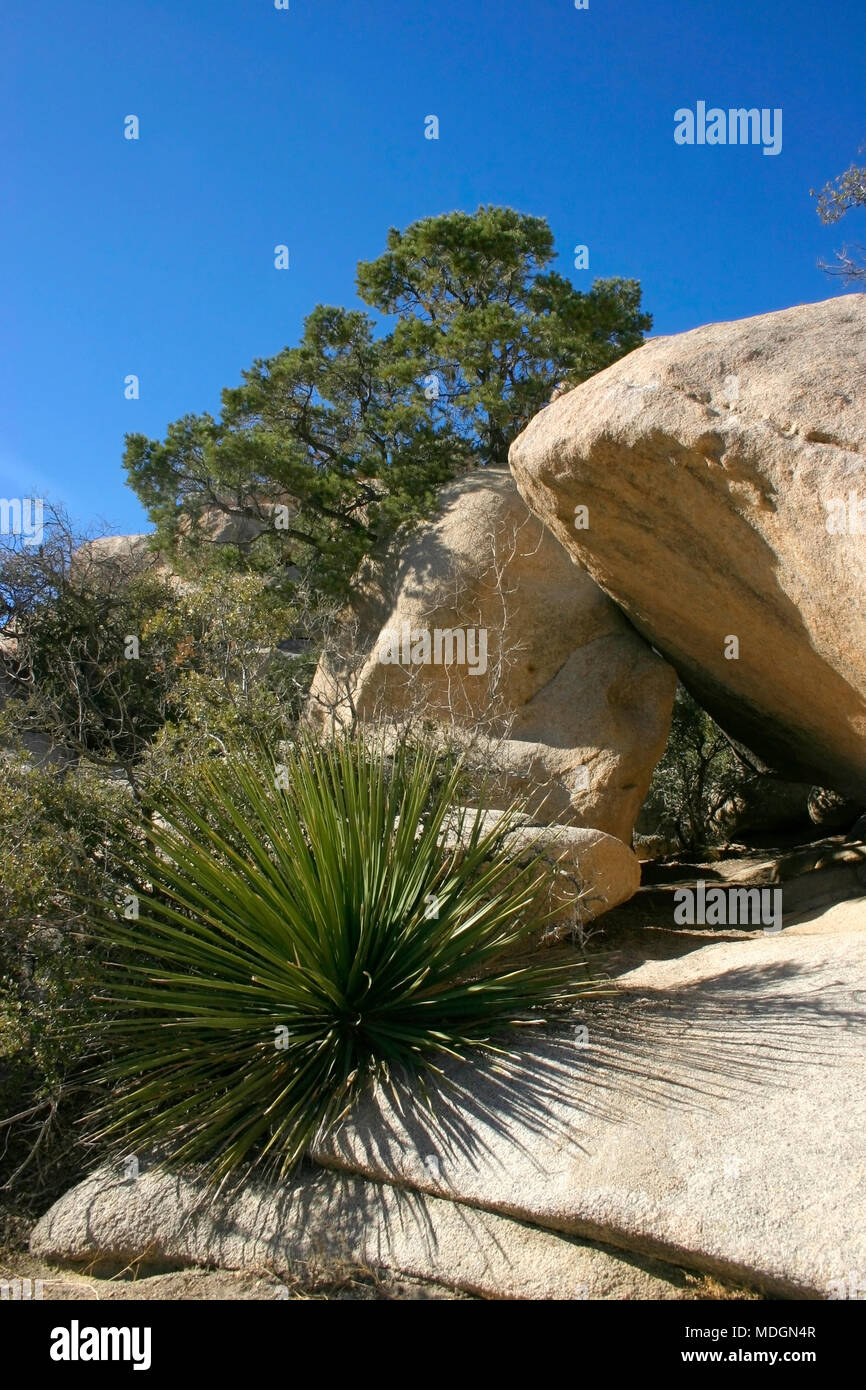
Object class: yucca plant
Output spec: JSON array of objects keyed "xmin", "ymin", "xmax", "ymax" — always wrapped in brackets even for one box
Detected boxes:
[{"xmin": 81, "ymin": 735, "xmax": 595, "ymax": 1182}]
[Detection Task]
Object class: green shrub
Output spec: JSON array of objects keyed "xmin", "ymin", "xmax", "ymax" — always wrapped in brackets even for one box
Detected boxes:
[
  {"xmin": 81, "ymin": 736, "xmax": 594, "ymax": 1181},
  {"xmin": 640, "ymin": 686, "xmax": 754, "ymax": 853},
  {"xmin": 1, "ymin": 526, "xmax": 305, "ymax": 799},
  {"xmin": 0, "ymin": 763, "xmax": 132, "ymax": 1218}
]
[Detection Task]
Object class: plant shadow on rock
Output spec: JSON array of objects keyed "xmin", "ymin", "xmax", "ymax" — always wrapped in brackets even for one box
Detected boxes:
[{"xmin": 314, "ymin": 949, "xmax": 855, "ymax": 1184}]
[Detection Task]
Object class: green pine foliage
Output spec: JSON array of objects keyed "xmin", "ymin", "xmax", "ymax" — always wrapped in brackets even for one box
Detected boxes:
[{"xmin": 124, "ymin": 207, "xmax": 651, "ymax": 601}]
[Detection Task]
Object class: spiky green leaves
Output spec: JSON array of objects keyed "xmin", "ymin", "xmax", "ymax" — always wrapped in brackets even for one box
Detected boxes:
[{"xmin": 84, "ymin": 737, "xmax": 592, "ymax": 1181}]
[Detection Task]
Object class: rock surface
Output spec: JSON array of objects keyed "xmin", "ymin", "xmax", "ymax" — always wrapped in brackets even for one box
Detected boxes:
[
  {"xmin": 308, "ymin": 469, "xmax": 676, "ymax": 842},
  {"xmin": 306, "ymin": 898, "xmax": 866, "ymax": 1297},
  {"xmin": 713, "ymin": 778, "xmax": 814, "ymax": 841},
  {"xmin": 30, "ymin": 1164, "xmax": 692, "ymax": 1301},
  {"xmin": 444, "ymin": 809, "xmax": 641, "ymax": 931},
  {"xmin": 33, "ymin": 898, "xmax": 866, "ymax": 1298},
  {"xmin": 510, "ymin": 294, "xmax": 866, "ymax": 801}
]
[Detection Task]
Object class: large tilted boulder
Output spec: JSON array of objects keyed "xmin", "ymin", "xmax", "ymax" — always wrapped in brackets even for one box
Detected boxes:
[
  {"xmin": 510, "ymin": 294, "xmax": 866, "ymax": 802},
  {"xmin": 308, "ymin": 469, "xmax": 676, "ymax": 843}
]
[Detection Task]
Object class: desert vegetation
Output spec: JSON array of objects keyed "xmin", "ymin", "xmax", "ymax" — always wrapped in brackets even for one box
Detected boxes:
[
  {"xmin": 4, "ymin": 173, "xmax": 862, "ymax": 1306},
  {"xmin": 0, "ymin": 206, "xmax": 655, "ymax": 1222}
]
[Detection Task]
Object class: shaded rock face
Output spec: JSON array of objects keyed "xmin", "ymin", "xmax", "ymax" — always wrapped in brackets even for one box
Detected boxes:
[
  {"xmin": 510, "ymin": 294, "xmax": 866, "ymax": 801},
  {"xmin": 308, "ymin": 470, "xmax": 676, "ymax": 842},
  {"xmin": 713, "ymin": 778, "xmax": 813, "ymax": 843},
  {"xmin": 807, "ymin": 786, "xmax": 864, "ymax": 831}
]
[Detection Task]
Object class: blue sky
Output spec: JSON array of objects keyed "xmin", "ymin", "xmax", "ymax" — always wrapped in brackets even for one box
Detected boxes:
[{"xmin": 2, "ymin": 0, "xmax": 864, "ymax": 535}]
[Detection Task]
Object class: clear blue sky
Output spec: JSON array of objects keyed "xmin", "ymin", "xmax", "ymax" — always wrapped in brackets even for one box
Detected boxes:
[{"xmin": 2, "ymin": 0, "xmax": 864, "ymax": 535}]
